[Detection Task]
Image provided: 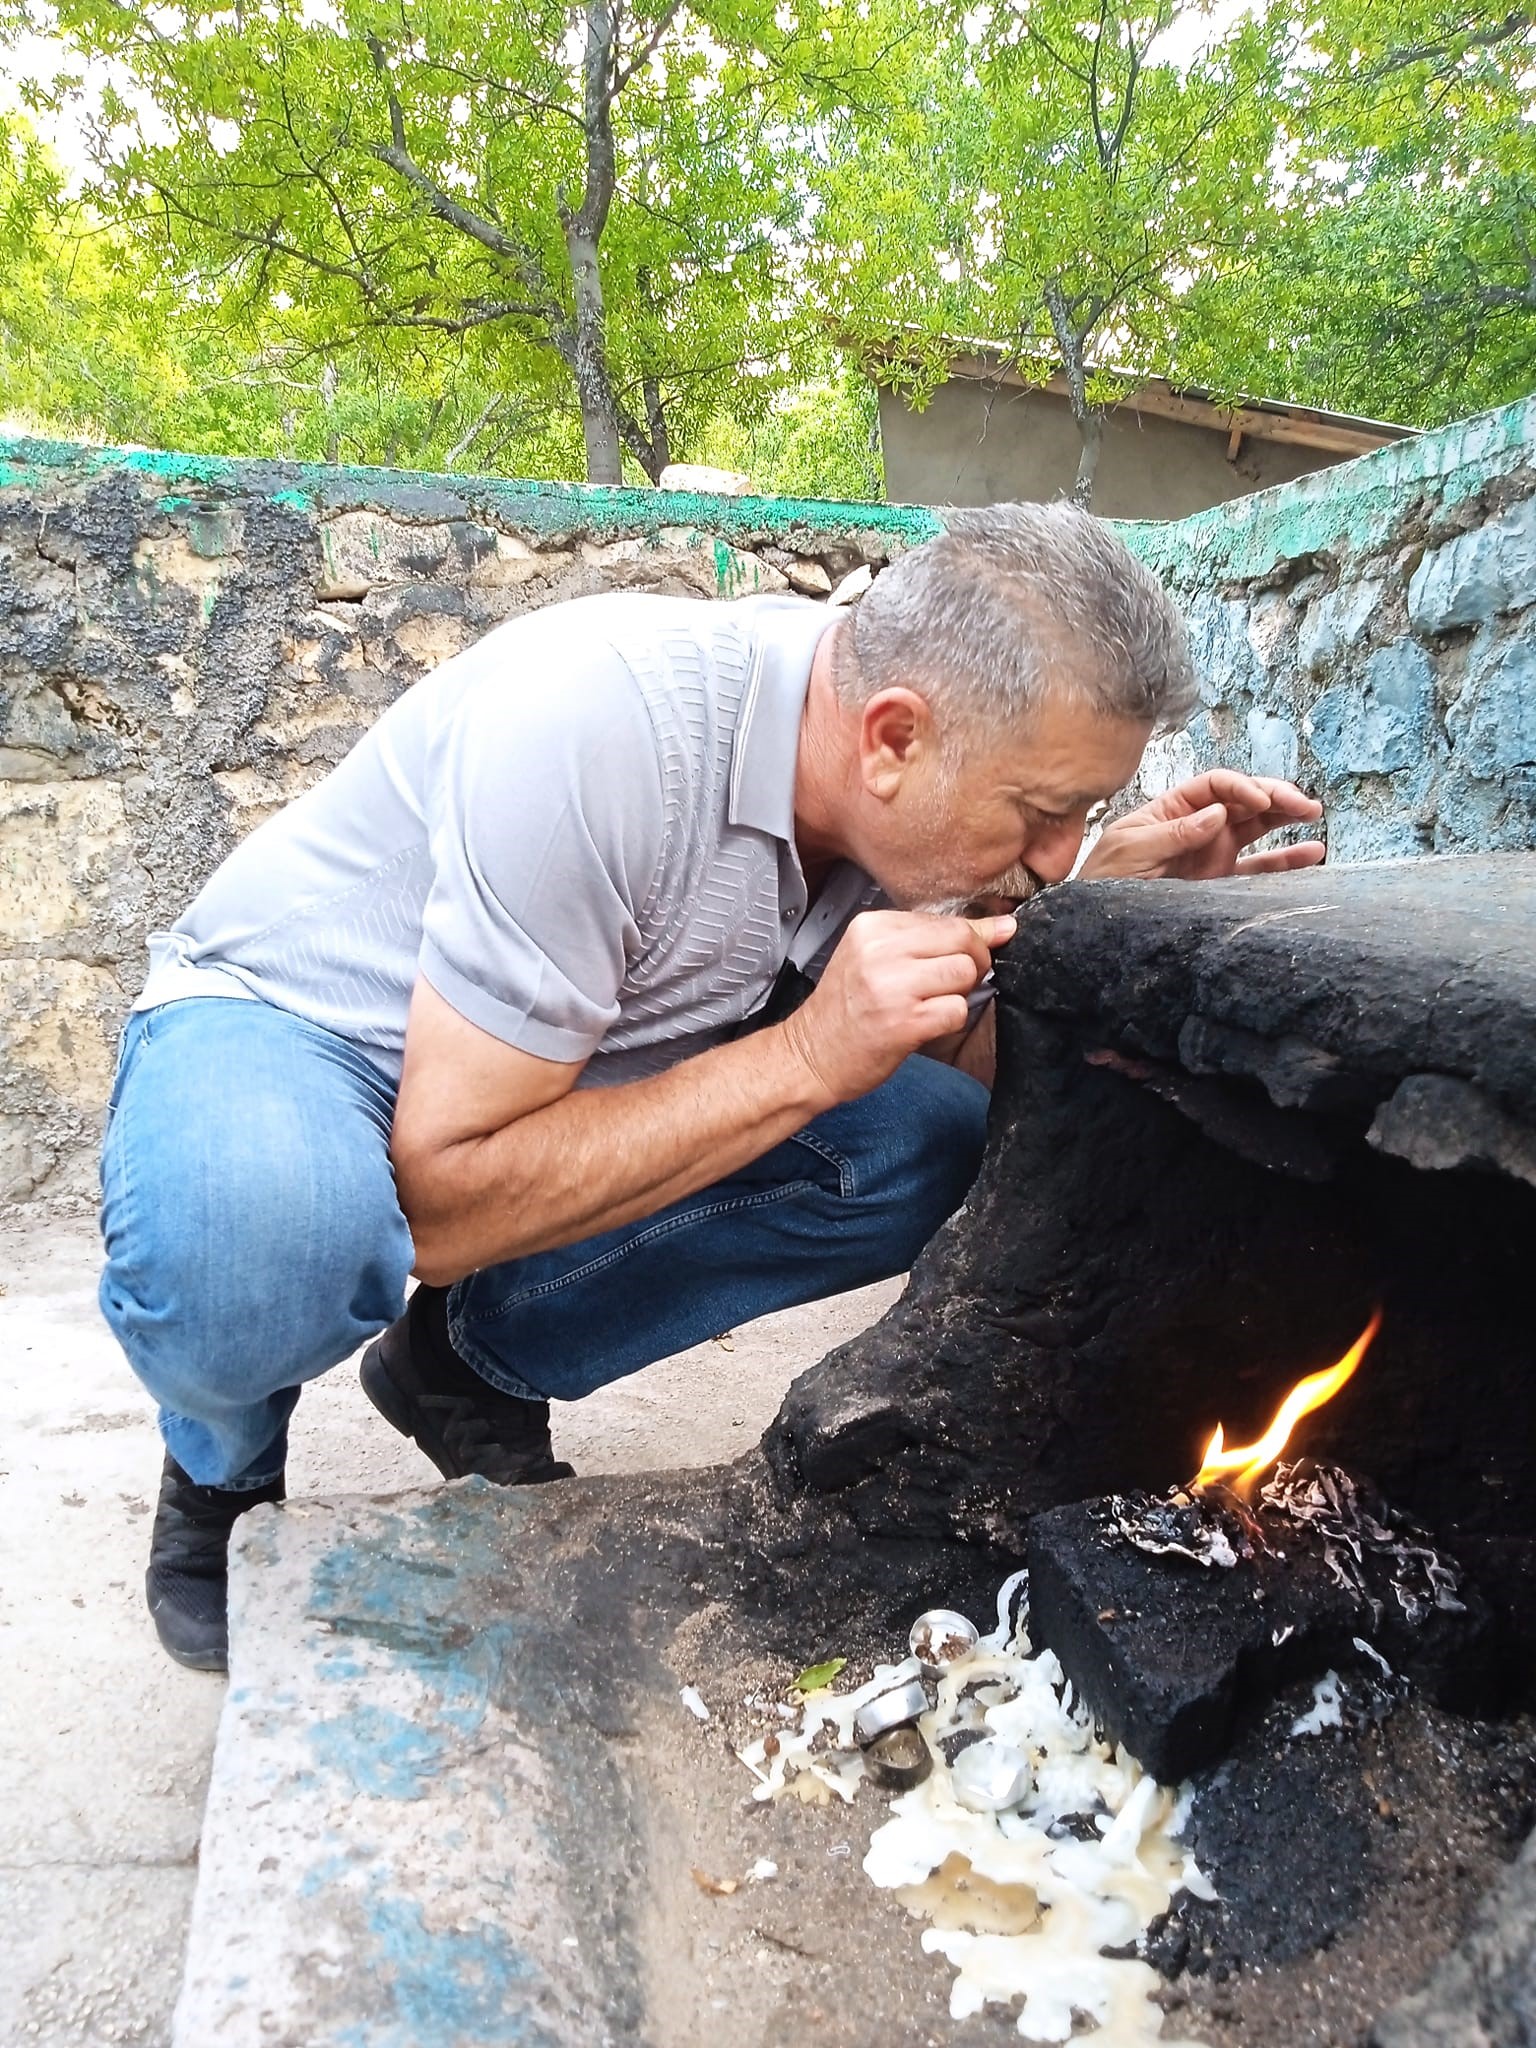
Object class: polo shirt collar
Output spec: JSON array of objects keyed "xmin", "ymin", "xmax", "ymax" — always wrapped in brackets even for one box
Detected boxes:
[{"xmin": 727, "ymin": 597, "xmax": 836, "ymax": 843}]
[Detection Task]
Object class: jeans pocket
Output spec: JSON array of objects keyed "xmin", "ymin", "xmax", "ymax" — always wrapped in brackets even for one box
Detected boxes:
[{"xmin": 786, "ymin": 1125, "xmax": 856, "ymax": 1199}]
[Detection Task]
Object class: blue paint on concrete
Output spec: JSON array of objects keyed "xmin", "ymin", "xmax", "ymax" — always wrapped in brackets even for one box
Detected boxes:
[
  {"xmin": 299, "ymin": 1850, "xmax": 365, "ymax": 1900},
  {"xmin": 331, "ymin": 1896, "xmax": 552, "ymax": 2048},
  {"xmin": 308, "ymin": 1704, "xmax": 456, "ymax": 1800}
]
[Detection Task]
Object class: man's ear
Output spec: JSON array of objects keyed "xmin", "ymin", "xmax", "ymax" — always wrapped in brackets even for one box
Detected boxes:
[{"xmin": 860, "ymin": 688, "xmax": 939, "ymax": 800}]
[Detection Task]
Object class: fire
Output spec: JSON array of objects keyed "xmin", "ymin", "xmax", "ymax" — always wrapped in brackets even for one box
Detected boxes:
[{"xmin": 1192, "ymin": 1307, "xmax": 1384, "ymax": 1497}]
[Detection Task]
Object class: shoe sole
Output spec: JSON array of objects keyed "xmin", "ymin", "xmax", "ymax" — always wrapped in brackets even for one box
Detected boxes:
[
  {"xmin": 145, "ymin": 1580, "xmax": 229, "ymax": 1674},
  {"xmin": 157, "ymin": 1635, "xmax": 229, "ymax": 1675},
  {"xmin": 359, "ymin": 1338, "xmax": 457, "ymax": 1480}
]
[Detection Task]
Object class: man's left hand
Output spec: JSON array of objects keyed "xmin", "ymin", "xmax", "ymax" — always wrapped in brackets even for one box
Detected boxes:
[{"xmin": 1078, "ymin": 771, "xmax": 1325, "ymax": 883}]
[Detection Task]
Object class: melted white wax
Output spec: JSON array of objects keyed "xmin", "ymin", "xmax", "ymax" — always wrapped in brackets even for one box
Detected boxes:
[{"xmin": 737, "ymin": 1574, "xmax": 1213, "ymax": 2045}]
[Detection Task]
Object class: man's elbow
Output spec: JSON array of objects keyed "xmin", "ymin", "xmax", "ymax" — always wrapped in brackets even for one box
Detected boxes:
[
  {"xmin": 402, "ymin": 1225, "xmax": 464, "ymax": 1291},
  {"xmin": 392, "ymin": 1143, "xmax": 544, "ymax": 1283},
  {"xmin": 391, "ymin": 1150, "xmax": 462, "ymax": 1287}
]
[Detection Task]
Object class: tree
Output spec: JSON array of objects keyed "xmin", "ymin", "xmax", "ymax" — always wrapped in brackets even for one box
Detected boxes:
[
  {"xmin": 5, "ymin": 0, "xmax": 872, "ymax": 483},
  {"xmin": 812, "ymin": 0, "xmax": 1299, "ymax": 505},
  {"xmin": 1163, "ymin": 3, "xmax": 1536, "ymax": 425}
]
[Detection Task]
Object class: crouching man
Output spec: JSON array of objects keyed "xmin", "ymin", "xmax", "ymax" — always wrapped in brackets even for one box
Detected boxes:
[{"xmin": 98, "ymin": 503, "xmax": 1323, "ymax": 1670}]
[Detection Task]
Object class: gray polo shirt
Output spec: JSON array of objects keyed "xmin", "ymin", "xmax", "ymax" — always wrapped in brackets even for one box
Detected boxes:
[{"xmin": 135, "ymin": 592, "xmax": 884, "ymax": 1087}]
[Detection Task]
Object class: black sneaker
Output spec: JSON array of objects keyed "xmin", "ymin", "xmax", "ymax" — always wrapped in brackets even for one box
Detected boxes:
[
  {"xmin": 145, "ymin": 1455, "xmax": 285, "ymax": 1673},
  {"xmin": 360, "ymin": 1284, "xmax": 575, "ymax": 1487}
]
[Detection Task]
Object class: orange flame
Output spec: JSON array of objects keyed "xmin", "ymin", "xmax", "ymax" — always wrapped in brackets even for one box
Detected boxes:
[{"xmin": 1192, "ymin": 1307, "xmax": 1384, "ymax": 1498}]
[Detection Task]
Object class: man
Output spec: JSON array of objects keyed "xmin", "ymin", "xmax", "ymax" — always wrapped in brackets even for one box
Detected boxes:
[{"xmin": 98, "ymin": 502, "xmax": 1323, "ymax": 1671}]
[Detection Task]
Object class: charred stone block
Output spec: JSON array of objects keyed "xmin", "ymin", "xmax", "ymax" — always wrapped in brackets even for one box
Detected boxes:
[
  {"xmin": 1028, "ymin": 1467, "xmax": 1500, "ymax": 1782},
  {"xmin": 766, "ymin": 861, "xmax": 1536, "ymax": 1606}
]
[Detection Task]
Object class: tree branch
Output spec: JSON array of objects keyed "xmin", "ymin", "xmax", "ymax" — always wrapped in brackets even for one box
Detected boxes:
[
  {"xmin": 443, "ymin": 393, "xmax": 504, "ymax": 466},
  {"xmin": 1376, "ymin": 6, "xmax": 1532, "ymax": 76},
  {"xmin": 614, "ymin": 0, "xmax": 686, "ymax": 94}
]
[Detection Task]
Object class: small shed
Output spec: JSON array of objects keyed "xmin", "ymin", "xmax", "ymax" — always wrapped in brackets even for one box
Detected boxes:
[{"xmin": 877, "ymin": 346, "xmax": 1415, "ymax": 519}]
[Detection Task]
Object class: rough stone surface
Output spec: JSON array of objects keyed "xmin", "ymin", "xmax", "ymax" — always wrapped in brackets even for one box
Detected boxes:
[
  {"xmin": 1118, "ymin": 401, "xmax": 1536, "ymax": 866},
  {"xmin": 1408, "ymin": 495, "xmax": 1536, "ymax": 634},
  {"xmin": 1370, "ymin": 1828, "xmax": 1536, "ymax": 2048},
  {"xmin": 1028, "ymin": 1486, "xmax": 1501, "ymax": 1782}
]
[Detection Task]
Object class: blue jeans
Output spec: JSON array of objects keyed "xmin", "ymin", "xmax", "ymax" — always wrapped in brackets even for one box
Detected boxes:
[{"xmin": 99, "ymin": 998, "xmax": 989, "ymax": 1490}]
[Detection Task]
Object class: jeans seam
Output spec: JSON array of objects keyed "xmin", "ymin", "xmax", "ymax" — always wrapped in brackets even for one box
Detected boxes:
[
  {"xmin": 463, "ymin": 1178, "xmax": 822, "ymax": 1323},
  {"xmin": 102, "ymin": 1031, "xmax": 144, "ymax": 1232},
  {"xmin": 443, "ymin": 1338, "xmax": 552, "ymax": 1403}
]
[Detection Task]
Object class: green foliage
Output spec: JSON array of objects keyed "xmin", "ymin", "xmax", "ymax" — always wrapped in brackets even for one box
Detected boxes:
[
  {"xmin": 5, "ymin": 0, "xmax": 1536, "ymax": 491},
  {"xmin": 815, "ymin": 0, "xmax": 1536, "ymax": 486},
  {"xmin": 1186, "ymin": 3, "xmax": 1536, "ymax": 424},
  {"xmin": 811, "ymin": 0, "xmax": 1302, "ymax": 500},
  {"xmin": 696, "ymin": 356, "xmax": 884, "ymax": 498},
  {"xmin": 3, "ymin": 0, "xmax": 877, "ymax": 481}
]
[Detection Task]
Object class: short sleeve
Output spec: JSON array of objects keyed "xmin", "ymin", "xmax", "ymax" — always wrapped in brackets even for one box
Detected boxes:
[{"xmin": 417, "ymin": 636, "xmax": 664, "ymax": 1064}]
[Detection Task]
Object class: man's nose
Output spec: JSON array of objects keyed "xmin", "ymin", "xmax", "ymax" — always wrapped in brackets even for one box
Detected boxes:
[{"xmin": 1025, "ymin": 819, "xmax": 1085, "ymax": 885}]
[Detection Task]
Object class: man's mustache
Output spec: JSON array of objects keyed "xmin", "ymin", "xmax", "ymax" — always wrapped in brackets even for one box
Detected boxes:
[{"xmin": 920, "ymin": 866, "xmax": 1044, "ymax": 919}]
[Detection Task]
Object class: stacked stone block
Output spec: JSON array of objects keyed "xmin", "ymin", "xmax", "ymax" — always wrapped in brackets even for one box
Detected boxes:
[{"xmin": 1124, "ymin": 401, "xmax": 1536, "ymax": 860}]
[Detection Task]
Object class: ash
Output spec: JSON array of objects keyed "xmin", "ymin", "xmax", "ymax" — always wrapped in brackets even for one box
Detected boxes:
[
  {"xmin": 1106, "ymin": 1488, "xmax": 1254, "ymax": 1570},
  {"xmin": 1260, "ymin": 1459, "xmax": 1466, "ymax": 1626}
]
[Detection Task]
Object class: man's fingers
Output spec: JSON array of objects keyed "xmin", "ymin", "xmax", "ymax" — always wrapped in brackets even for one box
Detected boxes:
[
  {"xmin": 910, "ymin": 954, "xmax": 989, "ymax": 1001},
  {"xmin": 1203, "ymin": 769, "xmax": 1270, "ymax": 811},
  {"xmin": 1174, "ymin": 802, "xmax": 1228, "ymax": 842},
  {"xmin": 915, "ymin": 993, "xmax": 975, "ymax": 1041},
  {"xmin": 1235, "ymin": 841, "xmax": 1328, "ymax": 873},
  {"xmin": 1248, "ymin": 777, "xmax": 1324, "ymax": 819},
  {"xmin": 965, "ymin": 913, "xmax": 1019, "ymax": 948},
  {"xmin": 881, "ymin": 912, "xmax": 1012, "ymax": 958}
]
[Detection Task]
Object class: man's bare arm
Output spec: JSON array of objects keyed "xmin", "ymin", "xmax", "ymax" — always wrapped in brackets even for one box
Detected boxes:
[
  {"xmin": 393, "ymin": 984, "xmax": 830, "ymax": 1283},
  {"xmin": 392, "ymin": 909, "xmax": 1013, "ymax": 1285}
]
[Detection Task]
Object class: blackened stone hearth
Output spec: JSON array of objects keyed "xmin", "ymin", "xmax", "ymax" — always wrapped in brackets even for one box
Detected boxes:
[{"xmin": 765, "ymin": 857, "xmax": 1536, "ymax": 1627}]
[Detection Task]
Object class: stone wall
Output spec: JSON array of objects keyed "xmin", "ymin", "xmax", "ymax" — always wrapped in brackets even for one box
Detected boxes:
[
  {"xmin": 0, "ymin": 438, "xmax": 940, "ymax": 1202},
  {"xmin": 4, "ymin": 403, "xmax": 1535, "ymax": 1203},
  {"xmin": 1121, "ymin": 400, "xmax": 1536, "ymax": 859}
]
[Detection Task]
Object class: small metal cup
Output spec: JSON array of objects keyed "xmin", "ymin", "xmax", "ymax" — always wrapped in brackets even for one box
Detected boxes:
[
  {"xmin": 866, "ymin": 1724, "xmax": 932, "ymax": 1790},
  {"xmin": 909, "ymin": 1608, "xmax": 981, "ymax": 1677},
  {"xmin": 852, "ymin": 1676, "xmax": 930, "ymax": 1749}
]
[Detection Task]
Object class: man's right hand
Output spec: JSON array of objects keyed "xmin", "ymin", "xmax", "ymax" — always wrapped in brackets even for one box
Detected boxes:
[{"xmin": 780, "ymin": 909, "xmax": 1017, "ymax": 1106}]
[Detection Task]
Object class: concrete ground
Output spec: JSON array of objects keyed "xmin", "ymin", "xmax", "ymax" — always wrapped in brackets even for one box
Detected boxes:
[{"xmin": 0, "ymin": 1207, "xmax": 899, "ymax": 2047}]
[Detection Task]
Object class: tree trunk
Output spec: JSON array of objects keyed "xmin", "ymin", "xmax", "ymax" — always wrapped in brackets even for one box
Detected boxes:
[
  {"xmin": 1071, "ymin": 411, "xmax": 1104, "ymax": 507},
  {"xmin": 1044, "ymin": 279, "xmax": 1103, "ymax": 512},
  {"xmin": 564, "ymin": 222, "xmax": 625, "ymax": 485},
  {"xmin": 560, "ymin": 0, "xmax": 628, "ymax": 487},
  {"xmin": 643, "ymin": 375, "xmax": 670, "ymax": 479}
]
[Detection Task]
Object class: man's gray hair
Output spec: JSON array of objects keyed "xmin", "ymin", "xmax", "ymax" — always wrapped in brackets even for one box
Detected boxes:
[{"xmin": 834, "ymin": 501, "xmax": 1197, "ymax": 736}]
